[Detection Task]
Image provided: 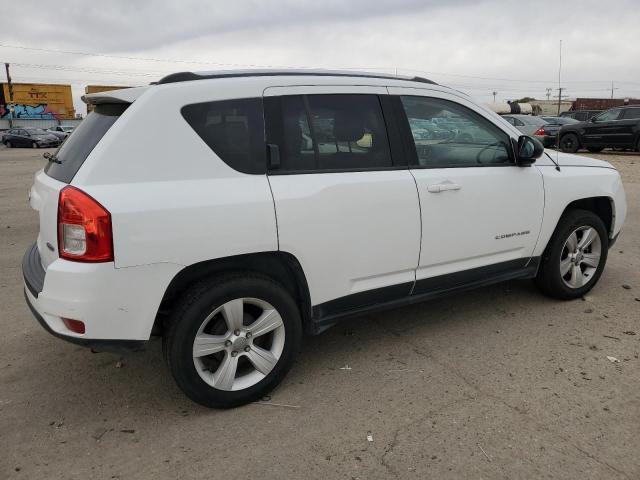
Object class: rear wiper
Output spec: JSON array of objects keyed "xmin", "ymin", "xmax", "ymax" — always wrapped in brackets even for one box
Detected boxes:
[{"xmin": 43, "ymin": 152, "xmax": 61, "ymax": 164}]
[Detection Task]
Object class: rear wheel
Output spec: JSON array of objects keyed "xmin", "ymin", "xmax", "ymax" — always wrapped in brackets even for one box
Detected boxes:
[
  {"xmin": 559, "ymin": 133, "xmax": 580, "ymax": 153},
  {"xmin": 163, "ymin": 274, "xmax": 302, "ymax": 408},
  {"xmin": 586, "ymin": 146, "xmax": 604, "ymax": 153},
  {"xmin": 535, "ymin": 209, "xmax": 608, "ymax": 299}
]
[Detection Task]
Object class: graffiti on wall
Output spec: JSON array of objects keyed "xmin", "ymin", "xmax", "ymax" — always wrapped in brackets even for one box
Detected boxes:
[{"xmin": 0, "ymin": 104, "xmax": 60, "ymax": 119}]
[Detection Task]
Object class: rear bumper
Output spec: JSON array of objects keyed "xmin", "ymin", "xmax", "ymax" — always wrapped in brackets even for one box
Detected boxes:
[{"xmin": 21, "ymin": 242, "xmax": 182, "ymax": 351}]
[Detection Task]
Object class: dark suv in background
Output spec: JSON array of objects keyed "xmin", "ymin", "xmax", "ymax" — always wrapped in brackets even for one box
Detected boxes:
[{"xmin": 558, "ymin": 106, "xmax": 640, "ymax": 153}]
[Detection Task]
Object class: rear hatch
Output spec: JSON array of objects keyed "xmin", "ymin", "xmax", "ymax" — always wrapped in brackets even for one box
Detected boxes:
[{"xmin": 30, "ymin": 90, "xmax": 141, "ymax": 270}]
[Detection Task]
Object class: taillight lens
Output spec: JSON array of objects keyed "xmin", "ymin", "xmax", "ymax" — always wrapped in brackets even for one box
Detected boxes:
[
  {"xmin": 57, "ymin": 186, "xmax": 113, "ymax": 262},
  {"xmin": 533, "ymin": 127, "xmax": 546, "ymax": 136}
]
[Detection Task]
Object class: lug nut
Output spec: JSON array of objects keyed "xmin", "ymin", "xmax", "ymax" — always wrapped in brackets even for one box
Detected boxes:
[
  {"xmin": 234, "ymin": 329, "xmax": 241, "ymax": 336},
  {"xmin": 244, "ymin": 346, "xmax": 251, "ymax": 352},
  {"xmin": 246, "ymin": 332, "xmax": 252, "ymax": 339},
  {"xmin": 231, "ymin": 351, "xmax": 238, "ymax": 357},
  {"xmin": 225, "ymin": 340, "xmax": 232, "ymax": 347}
]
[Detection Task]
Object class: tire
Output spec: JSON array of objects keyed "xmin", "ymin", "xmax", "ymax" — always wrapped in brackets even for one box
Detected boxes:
[
  {"xmin": 535, "ymin": 209, "xmax": 608, "ymax": 300},
  {"xmin": 31, "ymin": 141, "xmax": 38, "ymax": 149},
  {"xmin": 163, "ymin": 273, "xmax": 302, "ymax": 408},
  {"xmin": 4, "ymin": 141, "xmax": 11, "ymax": 148},
  {"xmin": 586, "ymin": 147, "xmax": 604, "ymax": 153},
  {"xmin": 559, "ymin": 133, "xmax": 580, "ymax": 153}
]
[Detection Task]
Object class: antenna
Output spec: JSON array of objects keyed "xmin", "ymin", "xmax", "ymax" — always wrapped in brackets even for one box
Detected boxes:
[{"xmin": 557, "ymin": 40, "xmax": 563, "ymax": 115}]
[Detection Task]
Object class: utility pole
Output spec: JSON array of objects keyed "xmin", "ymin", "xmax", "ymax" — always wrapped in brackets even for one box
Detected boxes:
[
  {"xmin": 556, "ymin": 87, "xmax": 566, "ymax": 115},
  {"xmin": 492, "ymin": 91, "xmax": 497, "ymax": 103},
  {"xmin": 4, "ymin": 62, "xmax": 14, "ymax": 128},
  {"xmin": 546, "ymin": 88, "xmax": 552, "ymax": 101},
  {"xmin": 610, "ymin": 81, "xmax": 618, "ymax": 99}
]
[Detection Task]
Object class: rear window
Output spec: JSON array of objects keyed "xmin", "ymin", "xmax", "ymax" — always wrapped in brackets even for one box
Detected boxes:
[
  {"xmin": 181, "ymin": 98, "xmax": 266, "ymax": 174},
  {"xmin": 45, "ymin": 104, "xmax": 127, "ymax": 183}
]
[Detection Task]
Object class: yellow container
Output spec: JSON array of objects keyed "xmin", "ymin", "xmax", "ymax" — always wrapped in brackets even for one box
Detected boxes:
[{"xmin": 1, "ymin": 83, "xmax": 75, "ymax": 119}]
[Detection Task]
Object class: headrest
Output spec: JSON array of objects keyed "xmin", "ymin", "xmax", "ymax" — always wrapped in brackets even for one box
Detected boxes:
[{"xmin": 333, "ymin": 112, "xmax": 365, "ymax": 142}]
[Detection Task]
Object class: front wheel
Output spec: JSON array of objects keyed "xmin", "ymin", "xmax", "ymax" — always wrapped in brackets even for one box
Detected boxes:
[
  {"xmin": 559, "ymin": 133, "xmax": 580, "ymax": 153},
  {"xmin": 163, "ymin": 274, "xmax": 302, "ymax": 408},
  {"xmin": 535, "ymin": 209, "xmax": 608, "ymax": 299}
]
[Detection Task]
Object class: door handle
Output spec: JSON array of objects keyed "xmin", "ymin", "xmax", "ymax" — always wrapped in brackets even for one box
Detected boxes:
[{"xmin": 427, "ymin": 183, "xmax": 462, "ymax": 193}]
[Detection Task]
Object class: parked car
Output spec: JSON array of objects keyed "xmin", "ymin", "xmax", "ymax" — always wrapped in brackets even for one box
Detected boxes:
[
  {"xmin": 502, "ymin": 114, "xmax": 553, "ymax": 146},
  {"xmin": 560, "ymin": 110, "xmax": 601, "ymax": 122},
  {"xmin": 558, "ymin": 106, "xmax": 640, "ymax": 153},
  {"xmin": 22, "ymin": 70, "xmax": 627, "ymax": 408},
  {"xmin": 46, "ymin": 125, "xmax": 75, "ymax": 140},
  {"xmin": 539, "ymin": 116, "xmax": 581, "ymax": 147},
  {"xmin": 2, "ymin": 127, "xmax": 61, "ymax": 148}
]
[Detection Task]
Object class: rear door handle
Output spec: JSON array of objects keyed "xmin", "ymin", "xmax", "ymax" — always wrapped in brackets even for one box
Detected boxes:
[{"xmin": 427, "ymin": 183, "xmax": 461, "ymax": 193}]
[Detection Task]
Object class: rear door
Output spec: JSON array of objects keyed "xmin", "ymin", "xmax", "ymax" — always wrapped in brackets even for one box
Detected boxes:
[
  {"xmin": 264, "ymin": 86, "xmax": 421, "ymax": 313},
  {"xmin": 388, "ymin": 88, "xmax": 544, "ymax": 289}
]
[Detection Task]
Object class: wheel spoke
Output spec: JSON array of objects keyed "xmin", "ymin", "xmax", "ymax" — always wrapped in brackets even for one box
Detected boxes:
[
  {"xmin": 565, "ymin": 232, "xmax": 578, "ymax": 252},
  {"xmin": 578, "ymin": 228, "xmax": 597, "ymax": 249},
  {"xmin": 212, "ymin": 353, "xmax": 238, "ymax": 390},
  {"xmin": 570, "ymin": 265, "xmax": 584, "ymax": 287},
  {"xmin": 247, "ymin": 309, "xmax": 283, "ymax": 338},
  {"xmin": 560, "ymin": 257, "xmax": 572, "ymax": 276},
  {"xmin": 221, "ymin": 299, "xmax": 244, "ymax": 331},
  {"xmin": 582, "ymin": 252, "xmax": 600, "ymax": 268},
  {"xmin": 246, "ymin": 345, "xmax": 278, "ymax": 375},
  {"xmin": 193, "ymin": 333, "xmax": 228, "ymax": 358}
]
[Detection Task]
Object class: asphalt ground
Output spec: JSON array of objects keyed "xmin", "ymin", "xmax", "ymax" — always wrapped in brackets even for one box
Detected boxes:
[{"xmin": 1, "ymin": 145, "xmax": 638, "ymax": 479}]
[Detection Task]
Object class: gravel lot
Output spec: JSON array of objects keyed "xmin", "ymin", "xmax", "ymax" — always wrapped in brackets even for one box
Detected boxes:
[{"xmin": 1, "ymin": 145, "xmax": 638, "ymax": 479}]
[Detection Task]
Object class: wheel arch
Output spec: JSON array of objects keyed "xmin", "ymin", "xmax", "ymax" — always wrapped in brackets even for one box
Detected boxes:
[
  {"xmin": 154, "ymin": 251, "xmax": 313, "ymax": 336},
  {"xmin": 560, "ymin": 196, "xmax": 614, "ymax": 238}
]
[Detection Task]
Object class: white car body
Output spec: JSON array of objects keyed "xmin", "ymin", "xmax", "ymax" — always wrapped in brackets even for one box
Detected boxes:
[{"xmin": 23, "ymin": 70, "xmax": 626, "ymax": 350}]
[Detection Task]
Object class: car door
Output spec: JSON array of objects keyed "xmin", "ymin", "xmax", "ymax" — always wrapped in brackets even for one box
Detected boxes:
[
  {"xmin": 263, "ymin": 86, "xmax": 421, "ymax": 316},
  {"xmin": 583, "ymin": 109, "xmax": 622, "ymax": 147},
  {"xmin": 15, "ymin": 129, "xmax": 29, "ymax": 146},
  {"xmin": 387, "ymin": 88, "xmax": 544, "ymax": 293},
  {"xmin": 619, "ymin": 108, "xmax": 640, "ymax": 147}
]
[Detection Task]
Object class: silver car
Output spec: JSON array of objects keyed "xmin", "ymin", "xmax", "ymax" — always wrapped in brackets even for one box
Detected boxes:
[{"xmin": 502, "ymin": 114, "xmax": 551, "ymax": 146}]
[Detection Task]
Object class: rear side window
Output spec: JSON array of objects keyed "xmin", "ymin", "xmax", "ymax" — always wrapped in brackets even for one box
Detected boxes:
[
  {"xmin": 45, "ymin": 104, "xmax": 127, "ymax": 183},
  {"xmin": 266, "ymin": 94, "xmax": 393, "ymax": 173},
  {"xmin": 623, "ymin": 108, "xmax": 640, "ymax": 119},
  {"xmin": 181, "ymin": 98, "xmax": 266, "ymax": 174}
]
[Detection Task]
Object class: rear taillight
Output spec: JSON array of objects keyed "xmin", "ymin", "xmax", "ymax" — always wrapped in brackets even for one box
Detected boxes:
[
  {"xmin": 533, "ymin": 127, "xmax": 546, "ymax": 136},
  {"xmin": 57, "ymin": 186, "xmax": 113, "ymax": 262},
  {"xmin": 62, "ymin": 317, "xmax": 86, "ymax": 334}
]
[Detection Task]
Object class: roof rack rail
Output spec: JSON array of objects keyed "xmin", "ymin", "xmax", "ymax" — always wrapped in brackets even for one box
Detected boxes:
[{"xmin": 156, "ymin": 70, "xmax": 437, "ymax": 86}]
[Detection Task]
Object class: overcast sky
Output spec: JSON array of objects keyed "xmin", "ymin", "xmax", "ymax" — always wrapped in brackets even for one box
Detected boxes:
[{"xmin": 2, "ymin": 0, "xmax": 639, "ymax": 115}]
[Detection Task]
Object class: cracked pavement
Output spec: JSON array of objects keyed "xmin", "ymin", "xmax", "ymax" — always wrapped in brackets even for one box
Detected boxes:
[{"xmin": 1, "ymin": 147, "xmax": 639, "ymax": 479}]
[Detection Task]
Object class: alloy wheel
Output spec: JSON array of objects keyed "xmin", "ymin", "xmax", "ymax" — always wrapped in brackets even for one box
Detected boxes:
[
  {"xmin": 192, "ymin": 297, "xmax": 285, "ymax": 391},
  {"xmin": 559, "ymin": 226, "xmax": 602, "ymax": 289}
]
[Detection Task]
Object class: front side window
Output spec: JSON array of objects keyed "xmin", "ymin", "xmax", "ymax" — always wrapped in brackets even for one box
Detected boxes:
[
  {"xmin": 181, "ymin": 98, "xmax": 266, "ymax": 174},
  {"xmin": 269, "ymin": 94, "xmax": 392, "ymax": 172},
  {"xmin": 400, "ymin": 96, "xmax": 511, "ymax": 168},
  {"xmin": 593, "ymin": 109, "xmax": 622, "ymax": 122}
]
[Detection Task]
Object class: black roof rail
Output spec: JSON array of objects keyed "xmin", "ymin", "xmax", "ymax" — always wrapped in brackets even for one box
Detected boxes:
[{"xmin": 156, "ymin": 70, "xmax": 437, "ymax": 86}]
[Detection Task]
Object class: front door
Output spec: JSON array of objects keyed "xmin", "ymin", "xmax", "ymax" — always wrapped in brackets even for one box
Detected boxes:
[
  {"xmin": 388, "ymin": 88, "xmax": 544, "ymax": 293},
  {"xmin": 263, "ymin": 86, "xmax": 421, "ymax": 315},
  {"xmin": 583, "ymin": 109, "xmax": 623, "ymax": 147}
]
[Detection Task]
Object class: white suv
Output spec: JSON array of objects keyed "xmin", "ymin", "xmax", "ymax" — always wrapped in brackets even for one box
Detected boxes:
[{"xmin": 23, "ymin": 70, "xmax": 627, "ymax": 407}]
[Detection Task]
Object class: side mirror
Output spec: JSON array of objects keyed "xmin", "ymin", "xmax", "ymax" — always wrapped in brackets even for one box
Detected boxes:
[{"xmin": 516, "ymin": 135, "xmax": 543, "ymax": 166}]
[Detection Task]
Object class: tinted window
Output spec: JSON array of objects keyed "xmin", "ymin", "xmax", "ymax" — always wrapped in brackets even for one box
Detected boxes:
[
  {"xmin": 623, "ymin": 108, "xmax": 640, "ymax": 119},
  {"xmin": 503, "ymin": 116, "xmax": 516, "ymax": 126},
  {"xmin": 45, "ymin": 104, "xmax": 127, "ymax": 183},
  {"xmin": 401, "ymin": 96, "xmax": 511, "ymax": 168},
  {"xmin": 594, "ymin": 109, "xmax": 622, "ymax": 122},
  {"xmin": 181, "ymin": 98, "xmax": 265, "ymax": 174},
  {"xmin": 270, "ymin": 94, "xmax": 392, "ymax": 172}
]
